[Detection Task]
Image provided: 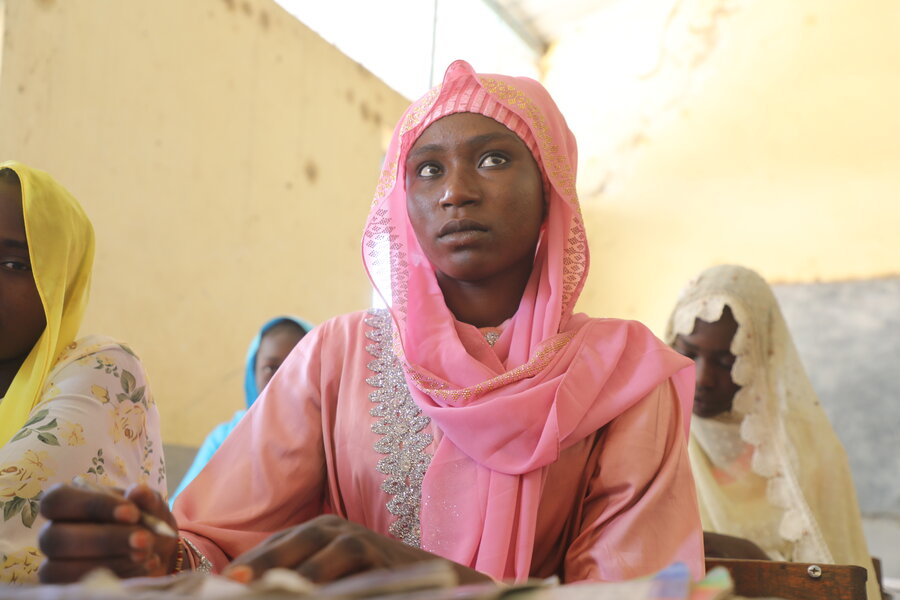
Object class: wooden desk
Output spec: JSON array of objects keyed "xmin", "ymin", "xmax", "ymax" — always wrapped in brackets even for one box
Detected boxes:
[{"xmin": 707, "ymin": 558, "xmax": 868, "ymax": 600}]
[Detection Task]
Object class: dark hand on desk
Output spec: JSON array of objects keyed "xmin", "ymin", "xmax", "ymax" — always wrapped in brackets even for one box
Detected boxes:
[
  {"xmin": 224, "ymin": 515, "xmax": 491, "ymax": 585},
  {"xmin": 37, "ymin": 483, "xmax": 179, "ymax": 583}
]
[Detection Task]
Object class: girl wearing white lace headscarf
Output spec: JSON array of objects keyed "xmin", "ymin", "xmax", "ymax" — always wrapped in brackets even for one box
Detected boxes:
[{"xmin": 667, "ymin": 264, "xmax": 879, "ymax": 600}]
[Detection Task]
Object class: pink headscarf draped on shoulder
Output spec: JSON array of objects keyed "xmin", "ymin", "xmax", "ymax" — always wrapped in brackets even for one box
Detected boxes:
[{"xmin": 363, "ymin": 61, "xmax": 693, "ymax": 580}]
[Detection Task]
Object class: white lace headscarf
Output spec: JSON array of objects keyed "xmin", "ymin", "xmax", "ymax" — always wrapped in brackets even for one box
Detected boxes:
[{"xmin": 666, "ymin": 265, "xmax": 878, "ymax": 599}]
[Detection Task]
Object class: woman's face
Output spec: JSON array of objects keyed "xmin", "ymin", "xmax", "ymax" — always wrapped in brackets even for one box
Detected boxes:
[
  {"xmin": 404, "ymin": 113, "xmax": 545, "ymax": 286},
  {"xmin": 0, "ymin": 179, "xmax": 46, "ymax": 365},
  {"xmin": 672, "ymin": 306, "xmax": 741, "ymax": 418},
  {"xmin": 254, "ymin": 325, "xmax": 306, "ymax": 394}
]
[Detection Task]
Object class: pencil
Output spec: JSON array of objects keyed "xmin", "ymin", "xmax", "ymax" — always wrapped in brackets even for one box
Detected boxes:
[{"xmin": 71, "ymin": 476, "xmax": 179, "ymax": 538}]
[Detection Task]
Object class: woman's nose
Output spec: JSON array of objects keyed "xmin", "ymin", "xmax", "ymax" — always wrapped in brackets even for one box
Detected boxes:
[
  {"xmin": 439, "ymin": 168, "xmax": 479, "ymax": 209},
  {"xmin": 696, "ymin": 358, "xmax": 715, "ymax": 389}
]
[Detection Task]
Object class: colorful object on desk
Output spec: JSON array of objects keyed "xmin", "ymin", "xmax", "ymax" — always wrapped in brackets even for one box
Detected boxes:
[
  {"xmin": 690, "ymin": 566, "xmax": 733, "ymax": 600},
  {"xmin": 544, "ymin": 562, "xmax": 733, "ymax": 600}
]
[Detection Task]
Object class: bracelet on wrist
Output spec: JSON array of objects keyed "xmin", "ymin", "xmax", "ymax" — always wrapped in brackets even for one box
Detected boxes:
[{"xmin": 172, "ymin": 538, "xmax": 185, "ymax": 574}]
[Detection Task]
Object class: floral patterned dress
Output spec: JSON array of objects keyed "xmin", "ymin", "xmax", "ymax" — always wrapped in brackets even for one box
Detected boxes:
[{"xmin": 0, "ymin": 335, "xmax": 165, "ymax": 584}]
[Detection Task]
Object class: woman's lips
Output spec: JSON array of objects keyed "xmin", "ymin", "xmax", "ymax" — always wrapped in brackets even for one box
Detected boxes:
[{"xmin": 438, "ymin": 218, "xmax": 488, "ymax": 237}]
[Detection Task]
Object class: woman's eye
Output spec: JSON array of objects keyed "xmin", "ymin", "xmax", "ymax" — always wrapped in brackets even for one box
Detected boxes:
[
  {"xmin": 417, "ymin": 163, "xmax": 441, "ymax": 177},
  {"xmin": 0, "ymin": 259, "xmax": 30, "ymax": 272},
  {"xmin": 672, "ymin": 344, "xmax": 693, "ymax": 359},
  {"xmin": 479, "ymin": 153, "xmax": 508, "ymax": 168}
]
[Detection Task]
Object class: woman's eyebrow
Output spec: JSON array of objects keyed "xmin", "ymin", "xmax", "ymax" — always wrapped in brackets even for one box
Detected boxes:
[
  {"xmin": 407, "ymin": 131, "xmax": 522, "ymax": 161},
  {"xmin": 674, "ymin": 337, "xmax": 697, "ymax": 350},
  {"xmin": 0, "ymin": 237, "xmax": 28, "ymax": 250},
  {"xmin": 407, "ymin": 142, "xmax": 444, "ymax": 160}
]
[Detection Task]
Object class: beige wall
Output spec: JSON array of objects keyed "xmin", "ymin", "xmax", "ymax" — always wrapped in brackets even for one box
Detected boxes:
[
  {"xmin": 0, "ymin": 0, "xmax": 409, "ymax": 446},
  {"xmin": 5, "ymin": 0, "xmax": 900, "ymax": 444},
  {"xmin": 544, "ymin": 0, "xmax": 900, "ymax": 334}
]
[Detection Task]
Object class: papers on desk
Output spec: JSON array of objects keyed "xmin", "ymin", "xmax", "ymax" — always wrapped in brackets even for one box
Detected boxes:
[
  {"xmin": 541, "ymin": 563, "xmax": 733, "ymax": 600},
  {"xmin": 0, "ymin": 561, "xmax": 734, "ymax": 599}
]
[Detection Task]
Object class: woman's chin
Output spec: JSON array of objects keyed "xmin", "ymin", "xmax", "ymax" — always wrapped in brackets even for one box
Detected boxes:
[{"xmin": 692, "ymin": 402, "xmax": 730, "ymax": 419}]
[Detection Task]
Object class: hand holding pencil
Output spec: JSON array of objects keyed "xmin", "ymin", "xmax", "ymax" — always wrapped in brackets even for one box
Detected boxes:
[
  {"xmin": 38, "ymin": 478, "xmax": 182, "ymax": 582},
  {"xmin": 71, "ymin": 476, "xmax": 178, "ymax": 538}
]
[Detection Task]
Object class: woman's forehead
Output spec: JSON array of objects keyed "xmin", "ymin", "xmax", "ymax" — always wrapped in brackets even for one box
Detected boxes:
[
  {"xmin": 685, "ymin": 308, "xmax": 738, "ymax": 350},
  {"xmin": 0, "ymin": 181, "xmax": 27, "ymax": 240},
  {"xmin": 410, "ymin": 113, "xmax": 524, "ymax": 151}
]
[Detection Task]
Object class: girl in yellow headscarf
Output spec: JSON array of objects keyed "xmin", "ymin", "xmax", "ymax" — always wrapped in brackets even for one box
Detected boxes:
[{"xmin": 0, "ymin": 161, "xmax": 165, "ymax": 584}]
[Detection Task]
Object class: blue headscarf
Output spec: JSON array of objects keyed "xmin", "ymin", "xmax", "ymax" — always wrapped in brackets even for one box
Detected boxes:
[
  {"xmin": 243, "ymin": 316, "xmax": 313, "ymax": 408},
  {"xmin": 171, "ymin": 316, "xmax": 312, "ymax": 504}
]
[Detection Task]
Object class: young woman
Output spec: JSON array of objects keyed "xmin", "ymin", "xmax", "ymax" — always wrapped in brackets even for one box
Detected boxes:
[
  {"xmin": 38, "ymin": 61, "xmax": 702, "ymax": 585},
  {"xmin": 0, "ymin": 162, "xmax": 165, "ymax": 583},
  {"xmin": 667, "ymin": 264, "xmax": 879, "ymax": 600},
  {"xmin": 169, "ymin": 316, "xmax": 310, "ymax": 503}
]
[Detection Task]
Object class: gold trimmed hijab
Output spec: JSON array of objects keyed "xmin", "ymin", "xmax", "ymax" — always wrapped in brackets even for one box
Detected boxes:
[
  {"xmin": 0, "ymin": 161, "xmax": 94, "ymax": 447},
  {"xmin": 666, "ymin": 265, "xmax": 878, "ymax": 600}
]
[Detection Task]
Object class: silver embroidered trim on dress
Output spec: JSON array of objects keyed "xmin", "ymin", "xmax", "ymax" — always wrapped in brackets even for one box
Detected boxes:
[
  {"xmin": 365, "ymin": 309, "xmax": 432, "ymax": 548},
  {"xmin": 181, "ymin": 537, "xmax": 212, "ymax": 574},
  {"xmin": 483, "ymin": 331, "xmax": 501, "ymax": 347}
]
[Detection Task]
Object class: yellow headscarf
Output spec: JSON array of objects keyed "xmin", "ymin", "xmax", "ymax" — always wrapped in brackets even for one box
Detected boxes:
[{"xmin": 0, "ymin": 161, "xmax": 94, "ymax": 447}]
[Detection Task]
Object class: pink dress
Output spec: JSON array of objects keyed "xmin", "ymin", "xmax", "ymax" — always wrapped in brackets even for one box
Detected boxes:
[
  {"xmin": 178, "ymin": 60, "xmax": 702, "ymax": 584},
  {"xmin": 174, "ymin": 310, "xmax": 703, "ymax": 582}
]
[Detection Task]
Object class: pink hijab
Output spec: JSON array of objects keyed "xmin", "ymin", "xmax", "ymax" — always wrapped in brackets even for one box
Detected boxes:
[{"xmin": 363, "ymin": 60, "xmax": 693, "ymax": 580}]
